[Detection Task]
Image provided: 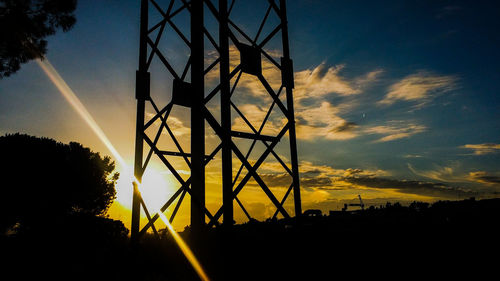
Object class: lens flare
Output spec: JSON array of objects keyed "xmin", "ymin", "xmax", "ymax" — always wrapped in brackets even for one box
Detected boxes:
[
  {"xmin": 157, "ymin": 212, "xmax": 210, "ymax": 281},
  {"xmin": 37, "ymin": 58, "xmax": 210, "ymax": 281},
  {"xmin": 36, "ymin": 59, "xmax": 126, "ymax": 167}
]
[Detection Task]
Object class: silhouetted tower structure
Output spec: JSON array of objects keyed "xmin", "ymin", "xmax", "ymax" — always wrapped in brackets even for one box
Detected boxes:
[{"xmin": 131, "ymin": 0, "xmax": 301, "ymax": 242}]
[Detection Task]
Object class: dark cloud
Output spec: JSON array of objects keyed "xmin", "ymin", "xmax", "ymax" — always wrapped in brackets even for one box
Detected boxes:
[
  {"xmin": 301, "ymin": 177, "xmax": 333, "ymax": 188},
  {"xmin": 344, "ymin": 176, "xmax": 473, "ymax": 198},
  {"xmin": 258, "ymin": 173, "xmax": 292, "ymax": 188},
  {"xmin": 296, "ymin": 115, "xmax": 309, "ymax": 126},
  {"xmin": 477, "ymin": 176, "xmax": 500, "ymax": 184},
  {"xmin": 469, "ymin": 172, "xmax": 500, "ymax": 185},
  {"xmin": 257, "ymin": 173, "xmax": 332, "ymax": 189},
  {"xmin": 314, "ymin": 62, "xmax": 329, "ymax": 79},
  {"xmin": 301, "ymin": 169, "xmax": 322, "ymax": 178},
  {"xmin": 343, "ymin": 168, "xmax": 365, "ymax": 177},
  {"xmin": 331, "ymin": 121, "xmax": 358, "ymax": 133},
  {"xmin": 256, "ymin": 165, "xmax": 480, "ymax": 199}
]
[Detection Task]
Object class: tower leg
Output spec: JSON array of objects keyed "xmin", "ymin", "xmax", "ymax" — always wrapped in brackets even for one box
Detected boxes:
[
  {"xmin": 190, "ymin": 0, "xmax": 206, "ymax": 232},
  {"xmin": 280, "ymin": 0, "xmax": 302, "ymax": 218},
  {"xmin": 219, "ymin": 0, "xmax": 233, "ymax": 228},
  {"xmin": 131, "ymin": 0, "xmax": 149, "ymax": 244}
]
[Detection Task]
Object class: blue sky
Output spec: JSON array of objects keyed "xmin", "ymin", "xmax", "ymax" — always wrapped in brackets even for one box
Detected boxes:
[{"xmin": 1, "ymin": 0, "xmax": 500, "ymax": 226}]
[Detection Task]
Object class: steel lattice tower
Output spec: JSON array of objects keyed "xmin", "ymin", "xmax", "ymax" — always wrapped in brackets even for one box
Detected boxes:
[{"xmin": 131, "ymin": 0, "xmax": 301, "ymax": 242}]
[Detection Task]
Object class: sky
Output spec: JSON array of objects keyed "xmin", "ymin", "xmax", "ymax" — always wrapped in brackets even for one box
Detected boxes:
[{"xmin": 1, "ymin": 0, "xmax": 500, "ymax": 230}]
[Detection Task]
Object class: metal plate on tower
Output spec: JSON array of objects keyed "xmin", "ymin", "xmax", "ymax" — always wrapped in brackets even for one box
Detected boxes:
[
  {"xmin": 239, "ymin": 43, "xmax": 262, "ymax": 76},
  {"xmin": 172, "ymin": 79, "xmax": 193, "ymax": 107}
]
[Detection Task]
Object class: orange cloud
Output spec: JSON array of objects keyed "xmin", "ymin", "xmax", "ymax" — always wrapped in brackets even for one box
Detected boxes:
[
  {"xmin": 461, "ymin": 143, "xmax": 500, "ymax": 155},
  {"xmin": 379, "ymin": 71, "xmax": 457, "ymax": 108},
  {"xmin": 295, "ymin": 101, "xmax": 358, "ymax": 140},
  {"xmin": 468, "ymin": 171, "xmax": 500, "ymax": 186},
  {"xmin": 364, "ymin": 120, "xmax": 427, "ymax": 142}
]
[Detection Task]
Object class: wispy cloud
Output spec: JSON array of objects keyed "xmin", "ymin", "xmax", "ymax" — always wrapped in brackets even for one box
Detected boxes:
[
  {"xmin": 403, "ymin": 154, "xmax": 423, "ymax": 158},
  {"xmin": 294, "ymin": 63, "xmax": 359, "ymax": 98},
  {"xmin": 230, "ymin": 100, "xmax": 360, "ymax": 141},
  {"xmin": 207, "ymin": 50, "xmax": 384, "ymax": 143},
  {"xmin": 378, "ymin": 71, "xmax": 458, "ymax": 108},
  {"xmin": 257, "ymin": 161, "xmax": 390, "ymax": 190},
  {"xmin": 409, "ymin": 163, "xmax": 500, "ymax": 189},
  {"xmin": 297, "ymin": 162, "xmax": 471, "ymax": 199},
  {"xmin": 364, "ymin": 120, "xmax": 427, "ymax": 142},
  {"xmin": 468, "ymin": 171, "xmax": 500, "ymax": 186},
  {"xmin": 294, "ymin": 63, "xmax": 383, "ymax": 100},
  {"xmin": 251, "ymin": 160, "xmax": 485, "ymax": 211},
  {"xmin": 461, "ymin": 143, "xmax": 500, "ymax": 155},
  {"xmin": 354, "ymin": 69, "xmax": 384, "ymax": 88},
  {"xmin": 291, "ymin": 64, "xmax": 383, "ymax": 141},
  {"xmin": 408, "ymin": 163, "xmax": 464, "ymax": 183},
  {"xmin": 295, "ymin": 101, "xmax": 359, "ymax": 140},
  {"xmin": 343, "ymin": 176, "xmax": 472, "ymax": 199}
]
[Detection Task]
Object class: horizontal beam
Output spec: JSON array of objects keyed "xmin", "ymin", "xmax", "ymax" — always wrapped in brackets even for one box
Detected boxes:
[
  {"xmin": 231, "ymin": 130, "xmax": 278, "ymax": 142},
  {"xmin": 157, "ymin": 150, "xmax": 212, "ymax": 159}
]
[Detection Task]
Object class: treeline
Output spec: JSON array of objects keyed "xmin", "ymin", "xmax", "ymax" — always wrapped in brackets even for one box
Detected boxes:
[
  {"xmin": 193, "ymin": 197, "xmax": 500, "ymax": 280},
  {"xmin": 2, "ymin": 132, "xmax": 498, "ymax": 281}
]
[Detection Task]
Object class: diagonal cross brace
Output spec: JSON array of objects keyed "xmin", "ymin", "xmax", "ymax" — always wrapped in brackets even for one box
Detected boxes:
[
  {"xmin": 258, "ymin": 74, "xmax": 290, "ymax": 118},
  {"xmin": 138, "ymin": 135, "xmax": 219, "ymax": 235},
  {"xmin": 230, "ymin": 100, "xmax": 292, "ymax": 176},
  {"xmin": 209, "ymin": 123, "xmax": 291, "ymax": 226},
  {"xmin": 272, "ymin": 182, "xmax": 293, "ymax": 219},
  {"xmin": 149, "ymin": 99, "xmax": 192, "ymax": 168},
  {"xmin": 203, "ymin": 107, "xmax": 291, "ymax": 226}
]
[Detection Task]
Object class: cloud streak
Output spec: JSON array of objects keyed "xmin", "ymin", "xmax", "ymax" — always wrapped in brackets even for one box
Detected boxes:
[
  {"xmin": 302, "ymin": 162, "xmax": 473, "ymax": 199},
  {"xmin": 294, "ymin": 63, "xmax": 359, "ymax": 98},
  {"xmin": 379, "ymin": 71, "xmax": 458, "ymax": 108},
  {"xmin": 408, "ymin": 163, "xmax": 463, "ymax": 183},
  {"xmin": 207, "ymin": 50, "xmax": 437, "ymax": 144},
  {"xmin": 295, "ymin": 101, "xmax": 359, "ymax": 140},
  {"xmin": 222, "ymin": 57, "xmax": 383, "ymax": 142},
  {"xmin": 291, "ymin": 64, "xmax": 382, "ymax": 141},
  {"xmin": 364, "ymin": 121, "xmax": 427, "ymax": 142},
  {"xmin": 293, "ymin": 63, "xmax": 383, "ymax": 102},
  {"xmin": 409, "ymin": 163, "xmax": 500, "ymax": 189},
  {"xmin": 461, "ymin": 143, "xmax": 500, "ymax": 155},
  {"xmin": 468, "ymin": 171, "xmax": 500, "ymax": 186},
  {"xmin": 343, "ymin": 176, "xmax": 472, "ymax": 199}
]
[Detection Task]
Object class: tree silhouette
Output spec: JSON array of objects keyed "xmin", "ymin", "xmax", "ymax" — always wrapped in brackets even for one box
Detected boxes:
[
  {"xmin": 0, "ymin": 133, "xmax": 118, "ymax": 234},
  {"xmin": 0, "ymin": 0, "xmax": 77, "ymax": 78}
]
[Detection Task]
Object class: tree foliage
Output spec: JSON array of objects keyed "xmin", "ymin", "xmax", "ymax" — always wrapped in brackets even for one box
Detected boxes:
[
  {"xmin": 0, "ymin": 0, "xmax": 77, "ymax": 78},
  {"xmin": 0, "ymin": 133, "xmax": 118, "ymax": 233}
]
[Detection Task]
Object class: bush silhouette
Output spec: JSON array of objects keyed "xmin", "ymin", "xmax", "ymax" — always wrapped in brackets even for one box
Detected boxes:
[{"xmin": 0, "ymin": 133, "xmax": 118, "ymax": 234}]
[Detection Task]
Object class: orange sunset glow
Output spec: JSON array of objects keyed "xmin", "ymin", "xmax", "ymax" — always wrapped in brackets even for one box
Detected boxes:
[{"xmin": 2, "ymin": 0, "xmax": 500, "ymax": 280}]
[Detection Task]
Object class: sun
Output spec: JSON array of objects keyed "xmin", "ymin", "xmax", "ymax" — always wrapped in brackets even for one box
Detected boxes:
[{"xmin": 114, "ymin": 164, "xmax": 175, "ymax": 214}]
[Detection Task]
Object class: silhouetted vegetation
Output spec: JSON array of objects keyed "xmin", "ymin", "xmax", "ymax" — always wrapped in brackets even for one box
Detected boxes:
[
  {"xmin": 0, "ymin": 0, "xmax": 77, "ymax": 78},
  {"xmin": 1, "ymin": 135, "xmax": 498, "ymax": 281},
  {"xmin": 1, "ymin": 133, "xmax": 128, "ymax": 280},
  {"xmin": 192, "ymin": 197, "xmax": 500, "ymax": 280},
  {"xmin": 0, "ymin": 133, "xmax": 118, "ymax": 234},
  {"xmin": 3, "ymin": 194, "xmax": 499, "ymax": 280}
]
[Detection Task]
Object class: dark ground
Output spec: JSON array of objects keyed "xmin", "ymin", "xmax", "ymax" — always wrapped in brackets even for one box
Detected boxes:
[{"xmin": 2, "ymin": 198, "xmax": 500, "ymax": 280}]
